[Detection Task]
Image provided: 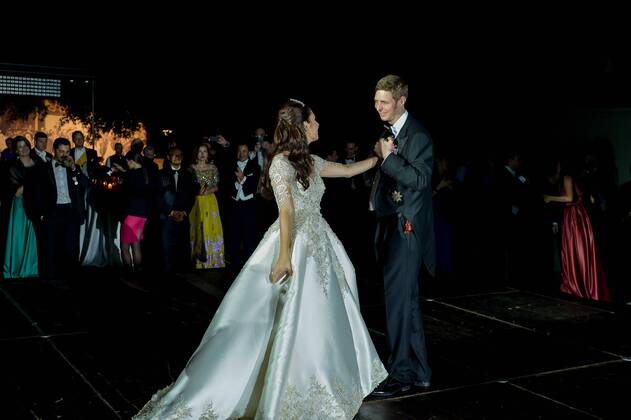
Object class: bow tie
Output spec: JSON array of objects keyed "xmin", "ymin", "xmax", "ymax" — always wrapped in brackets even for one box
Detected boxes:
[
  {"xmin": 172, "ymin": 169, "xmax": 180, "ymax": 173},
  {"xmin": 385, "ymin": 124, "xmax": 400, "ymax": 136},
  {"xmin": 382, "ymin": 125, "xmax": 397, "ymax": 144},
  {"xmin": 55, "ymin": 162, "xmax": 65, "ymax": 168}
]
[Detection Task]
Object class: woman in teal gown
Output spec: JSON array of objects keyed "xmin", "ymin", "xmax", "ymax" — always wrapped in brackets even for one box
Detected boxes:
[{"xmin": 3, "ymin": 136, "xmax": 38, "ymax": 279}]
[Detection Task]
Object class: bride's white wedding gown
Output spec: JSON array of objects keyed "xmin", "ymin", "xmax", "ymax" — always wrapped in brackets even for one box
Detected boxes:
[{"xmin": 134, "ymin": 155, "xmax": 387, "ymax": 419}]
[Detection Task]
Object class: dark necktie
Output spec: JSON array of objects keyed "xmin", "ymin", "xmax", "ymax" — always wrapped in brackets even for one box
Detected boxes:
[
  {"xmin": 382, "ymin": 124, "xmax": 393, "ymax": 136},
  {"xmin": 172, "ymin": 169, "xmax": 179, "ymax": 191},
  {"xmin": 382, "ymin": 125, "xmax": 398, "ymax": 145}
]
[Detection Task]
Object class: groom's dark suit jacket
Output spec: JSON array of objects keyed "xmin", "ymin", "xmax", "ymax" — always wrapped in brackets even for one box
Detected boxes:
[{"xmin": 374, "ymin": 114, "xmax": 436, "ymax": 275}]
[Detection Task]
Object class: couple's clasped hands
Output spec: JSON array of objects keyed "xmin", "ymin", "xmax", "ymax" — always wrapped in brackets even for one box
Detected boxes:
[{"xmin": 373, "ymin": 136, "xmax": 396, "ymax": 160}]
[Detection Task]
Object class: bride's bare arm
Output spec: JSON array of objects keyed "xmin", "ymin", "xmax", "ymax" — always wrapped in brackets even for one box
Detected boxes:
[
  {"xmin": 269, "ymin": 157, "xmax": 295, "ymax": 283},
  {"xmin": 272, "ymin": 198, "xmax": 294, "ymax": 283},
  {"xmin": 320, "ymin": 156, "xmax": 379, "ymax": 178}
]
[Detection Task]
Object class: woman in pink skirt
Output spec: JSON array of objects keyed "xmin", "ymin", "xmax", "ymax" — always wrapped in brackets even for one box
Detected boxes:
[{"xmin": 118, "ymin": 153, "xmax": 152, "ymax": 274}]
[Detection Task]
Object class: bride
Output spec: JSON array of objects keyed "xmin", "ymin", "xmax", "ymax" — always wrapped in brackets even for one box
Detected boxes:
[{"xmin": 134, "ymin": 99, "xmax": 387, "ymax": 419}]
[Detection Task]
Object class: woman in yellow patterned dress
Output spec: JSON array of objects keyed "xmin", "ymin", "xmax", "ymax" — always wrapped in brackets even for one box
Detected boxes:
[{"xmin": 188, "ymin": 143, "xmax": 225, "ymax": 268}]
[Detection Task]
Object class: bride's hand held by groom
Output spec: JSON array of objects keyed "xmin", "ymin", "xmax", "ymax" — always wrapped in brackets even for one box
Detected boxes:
[{"xmin": 374, "ymin": 136, "xmax": 395, "ymax": 161}]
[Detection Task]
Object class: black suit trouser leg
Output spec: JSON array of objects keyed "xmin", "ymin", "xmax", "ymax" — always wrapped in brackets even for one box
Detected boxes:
[
  {"xmin": 161, "ymin": 219, "xmax": 190, "ymax": 273},
  {"xmin": 379, "ymin": 217, "xmax": 431, "ymax": 384},
  {"xmin": 229, "ymin": 199, "xmax": 259, "ymax": 268},
  {"xmin": 43, "ymin": 207, "xmax": 80, "ymax": 281}
]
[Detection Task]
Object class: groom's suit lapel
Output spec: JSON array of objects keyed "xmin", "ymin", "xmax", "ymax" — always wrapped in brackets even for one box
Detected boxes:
[{"xmin": 396, "ymin": 117, "xmax": 412, "ymax": 156}]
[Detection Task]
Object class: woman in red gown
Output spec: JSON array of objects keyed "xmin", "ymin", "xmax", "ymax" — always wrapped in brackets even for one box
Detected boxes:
[{"xmin": 544, "ymin": 162, "xmax": 610, "ymax": 302}]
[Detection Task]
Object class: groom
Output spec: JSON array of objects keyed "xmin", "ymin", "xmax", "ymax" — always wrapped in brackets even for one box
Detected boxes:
[{"xmin": 370, "ymin": 74, "xmax": 435, "ymax": 397}]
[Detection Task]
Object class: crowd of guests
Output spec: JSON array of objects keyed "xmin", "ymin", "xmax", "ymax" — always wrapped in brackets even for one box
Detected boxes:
[
  {"xmin": 0, "ymin": 129, "xmax": 277, "ymax": 290},
  {"xmin": 1, "ymin": 129, "xmax": 630, "ymax": 304}
]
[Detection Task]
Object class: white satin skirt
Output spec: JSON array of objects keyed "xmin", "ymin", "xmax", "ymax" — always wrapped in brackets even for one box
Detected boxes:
[{"xmin": 134, "ymin": 217, "xmax": 387, "ymax": 419}]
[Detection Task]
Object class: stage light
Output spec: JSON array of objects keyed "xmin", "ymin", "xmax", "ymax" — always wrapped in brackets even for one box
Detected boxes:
[{"xmin": 0, "ymin": 75, "xmax": 61, "ymax": 97}]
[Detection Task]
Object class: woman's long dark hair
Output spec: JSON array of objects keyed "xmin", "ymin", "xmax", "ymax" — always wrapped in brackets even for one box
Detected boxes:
[
  {"xmin": 261, "ymin": 100, "xmax": 314, "ymax": 200},
  {"xmin": 126, "ymin": 152, "xmax": 149, "ymax": 184}
]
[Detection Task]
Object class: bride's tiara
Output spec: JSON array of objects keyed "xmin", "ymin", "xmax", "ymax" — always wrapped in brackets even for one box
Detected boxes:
[{"xmin": 289, "ymin": 98, "xmax": 305, "ymax": 107}]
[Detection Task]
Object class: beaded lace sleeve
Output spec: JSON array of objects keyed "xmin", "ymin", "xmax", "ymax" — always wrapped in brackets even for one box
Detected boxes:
[{"xmin": 269, "ymin": 156, "xmax": 294, "ymax": 211}]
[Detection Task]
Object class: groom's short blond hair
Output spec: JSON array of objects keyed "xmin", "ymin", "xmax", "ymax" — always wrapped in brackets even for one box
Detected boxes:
[{"xmin": 376, "ymin": 75, "xmax": 408, "ymax": 101}]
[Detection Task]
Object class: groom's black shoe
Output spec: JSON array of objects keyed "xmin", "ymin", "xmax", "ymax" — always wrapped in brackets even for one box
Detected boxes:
[
  {"xmin": 370, "ymin": 377, "xmax": 411, "ymax": 398},
  {"xmin": 414, "ymin": 380, "xmax": 431, "ymax": 390}
]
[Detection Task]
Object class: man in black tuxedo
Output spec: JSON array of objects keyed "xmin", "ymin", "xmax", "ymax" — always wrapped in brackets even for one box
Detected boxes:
[
  {"xmin": 157, "ymin": 147, "xmax": 195, "ymax": 275},
  {"xmin": 105, "ymin": 142, "xmax": 128, "ymax": 171},
  {"xmin": 24, "ymin": 137, "xmax": 89, "ymax": 285},
  {"xmin": 227, "ymin": 142, "xmax": 261, "ymax": 271},
  {"xmin": 30, "ymin": 131, "xmax": 53, "ymax": 164},
  {"xmin": 370, "ymin": 75, "xmax": 435, "ymax": 397},
  {"xmin": 495, "ymin": 150, "xmax": 540, "ymax": 288}
]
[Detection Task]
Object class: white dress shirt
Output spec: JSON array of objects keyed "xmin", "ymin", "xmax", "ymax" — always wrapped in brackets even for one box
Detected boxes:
[
  {"xmin": 382, "ymin": 111, "xmax": 408, "ymax": 163},
  {"xmin": 52, "ymin": 160, "xmax": 72, "ymax": 204},
  {"xmin": 34, "ymin": 148, "xmax": 48, "ymax": 162},
  {"xmin": 234, "ymin": 160, "xmax": 253, "ymax": 201},
  {"xmin": 170, "ymin": 164, "xmax": 181, "ymax": 191}
]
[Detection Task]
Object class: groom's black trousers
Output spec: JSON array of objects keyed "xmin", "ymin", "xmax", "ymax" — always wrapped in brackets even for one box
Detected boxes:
[{"xmin": 375, "ymin": 214, "xmax": 431, "ymax": 384}]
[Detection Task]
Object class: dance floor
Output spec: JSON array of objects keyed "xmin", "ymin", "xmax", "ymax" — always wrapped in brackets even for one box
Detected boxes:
[{"xmin": 1, "ymin": 267, "xmax": 629, "ymax": 419}]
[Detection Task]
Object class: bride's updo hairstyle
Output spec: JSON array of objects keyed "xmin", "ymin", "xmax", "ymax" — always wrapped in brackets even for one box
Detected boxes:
[{"xmin": 261, "ymin": 99, "xmax": 314, "ymax": 200}]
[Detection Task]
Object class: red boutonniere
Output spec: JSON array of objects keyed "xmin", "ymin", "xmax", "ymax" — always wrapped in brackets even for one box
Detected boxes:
[{"xmin": 403, "ymin": 220, "xmax": 413, "ymax": 234}]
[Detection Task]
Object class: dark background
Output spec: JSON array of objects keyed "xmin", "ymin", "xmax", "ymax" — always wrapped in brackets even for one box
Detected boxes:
[{"xmin": 4, "ymin": 27, "xmax": 631, "ymax": 165}]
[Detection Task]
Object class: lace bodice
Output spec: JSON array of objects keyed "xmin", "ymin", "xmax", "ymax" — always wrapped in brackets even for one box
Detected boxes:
[
  {"xmin": 269, "ymin": 154, "xmax": 326, "ymax": 215},
  {"xmin": 268, "ymin": 154, "xmax": 351, "ymax": 297}
]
